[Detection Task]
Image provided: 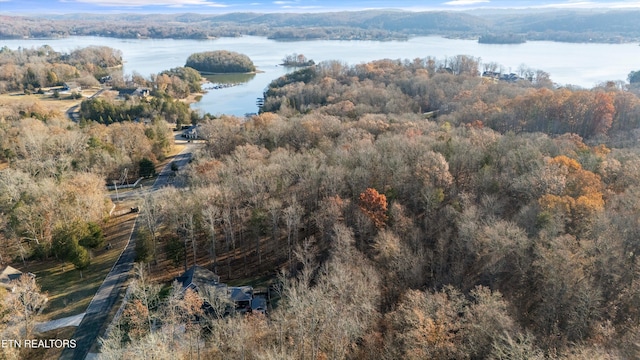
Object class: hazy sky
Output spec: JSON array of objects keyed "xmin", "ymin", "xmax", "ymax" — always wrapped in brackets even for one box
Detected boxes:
[{"xmin": 2, "ymin": 0, "xmax": 640, "ymax": 14}]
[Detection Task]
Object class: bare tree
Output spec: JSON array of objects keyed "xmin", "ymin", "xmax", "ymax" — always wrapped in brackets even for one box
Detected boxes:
[
  {"xmin": 130, "ymin": 263, "xmax": 161, "ymax": 333},
  {"xmin": 140, "ymin": 191, "xmax": 163, "ymax": 263},
  {"xmin": 202, "ymin": 203, "xmax": 222, "ymax": 274},
  {"xmin": 5, "ymin": 274, "xmax": 48, "ymax": 338},
  {"xmin": 283, "ymin": 198, "xmax": 302, "ymax": 270}
]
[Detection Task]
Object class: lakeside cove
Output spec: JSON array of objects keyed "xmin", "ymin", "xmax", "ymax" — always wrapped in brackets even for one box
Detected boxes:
[{"xmin": 3, "ymin": 35, "xmax": 639, "ymax": 116}]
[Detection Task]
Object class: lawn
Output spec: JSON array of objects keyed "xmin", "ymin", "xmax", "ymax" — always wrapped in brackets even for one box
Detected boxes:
[
  {"xmin": 29, "ymin": 143, "xmax": 189, "ymax": 321},
  {"xmin": 21, "ymin": 326, "xmax": 76, "ymax": 360},
  {"xmin": 27, "ymin": 209, "xmax": 138, "ymax": 321},
  {"xmin": 0, "ymin": 87, "xmax": 101, "ymax": 117}
]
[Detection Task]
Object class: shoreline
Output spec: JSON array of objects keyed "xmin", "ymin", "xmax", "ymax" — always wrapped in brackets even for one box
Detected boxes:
[{"xmin": 197, "ymin": 69, "xmax": 265, "ymax": 75}]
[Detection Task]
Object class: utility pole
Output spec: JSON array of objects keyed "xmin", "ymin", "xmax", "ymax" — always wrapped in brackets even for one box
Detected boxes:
[{"xmin": 113, "ymin": 180, "xmax": 119, "ymax": 202}]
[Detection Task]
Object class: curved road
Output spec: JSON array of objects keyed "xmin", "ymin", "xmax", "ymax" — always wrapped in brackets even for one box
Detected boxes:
[
  {"xmin": 66, "ymin": 88, "xmax": 106, "ymax": 123},
  {"xmin": 60, "ymin": 143, "xmax": 196, "ymax": 360}
]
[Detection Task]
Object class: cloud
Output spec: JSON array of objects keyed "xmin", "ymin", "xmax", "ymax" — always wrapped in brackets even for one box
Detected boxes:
[
  {"xmin": 69, "ymin": 0, "xmax": 228, "ymax": 7},
  {"xmin": 281, "ymin": 5, "xmax": 322, "ymax": 9},
  {"xmin": 443, "ymin": 0, "xmax": 490, "ymax": 5},
  {"xmin": 533, "ymin": 0, "xmax": 640, "ymax": 8}
]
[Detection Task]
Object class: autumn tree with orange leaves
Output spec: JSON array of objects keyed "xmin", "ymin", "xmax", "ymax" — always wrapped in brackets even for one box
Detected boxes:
[
  {"xmin": 359, "ymin": 188, "xmax": 388, "ymax": 228},
  {"xmin": 538, "ymin": 155, "xmax": 605, "ymax": 234}
]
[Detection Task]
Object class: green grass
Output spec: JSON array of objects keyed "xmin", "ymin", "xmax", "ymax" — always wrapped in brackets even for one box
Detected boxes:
[
  {"xmin": 34, "ymin": 251, "xmax": 119, "ymax": 320},
  {"xmin": 29, "ymin": 214, "xmax": 137, "ymax": 321},
  {"xmin": 21, "ymin": 326, "xmax": 76, "ymax": 360}
]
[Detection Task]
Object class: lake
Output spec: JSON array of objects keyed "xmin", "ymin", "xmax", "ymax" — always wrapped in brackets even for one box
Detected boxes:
[{"xmin": 3, "ymin": 36, "xmax": 639, "ymax": 116}]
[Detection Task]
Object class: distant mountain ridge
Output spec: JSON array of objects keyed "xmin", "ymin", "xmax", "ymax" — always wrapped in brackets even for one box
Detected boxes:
[{"xmin": 1, "ymin": 9, "xmax": 639, "ymax": 43}]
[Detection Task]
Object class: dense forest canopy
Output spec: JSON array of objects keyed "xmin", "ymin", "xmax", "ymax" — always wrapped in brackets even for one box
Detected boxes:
[
  {"xmin": 185, "ymin": 50, "xmax": 256, "ymax": 74},
  {"xmin": 94, "ymin": 64, "xmax": 640, "ymax": 356},
  {"xmin": 1, "ymin": 38, "xmax": 640, "ymax": 359},
  {"xmin": 2, "ymin": 9, "xmax": 640, "ymax": 42},
  {"xmin": 261, "ymin": 57, "xmax": 640, "ymax": 142}
]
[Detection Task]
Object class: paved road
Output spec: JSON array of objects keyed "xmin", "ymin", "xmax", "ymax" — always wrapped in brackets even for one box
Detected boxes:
[
  {"xmin": 60, "ymin": 145, "xmax": 195, "ymax": 360},
  {"xmin": 65, "ymin": 88, "xmax": 106, "ymax": 123}
]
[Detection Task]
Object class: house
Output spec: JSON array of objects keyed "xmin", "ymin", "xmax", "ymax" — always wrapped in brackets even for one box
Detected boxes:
[
  {"xmin": 175, "ymin": 266, "xmax": 263, "ymax": 315},
  {"xmin": 229, "ymin": 286, "xmax": 254, "ymax": 312},
  {"xmin": 117, "ymin": 87, "xmax": 150, "ymax": 99},
  {"xmin": 176, "ymin": 265, "xmax": 220, "ymax": 293},
  {"xmin": 99, "ymin": 75, "xmax": 112, "ymax": 84},
  {"xmin": 62, "ymin": 82, "xmax": 81, "ymax": 93},
  {"xmin": 0, "ymin": 265, "xmax": 23, "ymax": 291},
  {"xmin": 183, "ymin": 125, "xmax": 200, "ymax": 140}
]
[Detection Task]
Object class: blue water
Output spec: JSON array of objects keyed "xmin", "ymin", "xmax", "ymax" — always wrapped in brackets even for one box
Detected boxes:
[{"xmin": 3, "ymin": 36, "xmax": 639, "ymax": 116}]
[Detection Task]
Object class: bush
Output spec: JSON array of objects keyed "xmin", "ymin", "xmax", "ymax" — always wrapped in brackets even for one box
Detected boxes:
[
  {"xmin": 135, "ymin": 228, "xmax": 153, "ymax": 263},
  {"xmin": 139, "ymin": 158, "xmax": 156, "ymax": 178},
  {"xmin": 165, "ymin": 236, "xmax": 185, "ymax": 267},
  {"xmin": 78, "ymin": 221, "xmax": 105, "ymax": 249}
]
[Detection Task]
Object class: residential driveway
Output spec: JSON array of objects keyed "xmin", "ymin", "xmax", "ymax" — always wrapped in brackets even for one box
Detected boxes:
[
  {"xmin": 35, "ymin": 313, "xmax": 85, "ymax": 333},
  {"xmin": 59, "ymin": 144, "xmax": 196, "ymax": 360}
]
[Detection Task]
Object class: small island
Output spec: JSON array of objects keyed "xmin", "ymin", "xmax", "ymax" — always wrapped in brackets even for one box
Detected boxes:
[
  {"xmin": 281, "ymin": 53, "xmax": 315, "ymax": 67},
  {"xmin": 478, "ymin": 34, "xmax": 526, "ymax": 44},
  {"xmin": 185, "ymin": 50, "xmax": 256, "ymax": 74}
]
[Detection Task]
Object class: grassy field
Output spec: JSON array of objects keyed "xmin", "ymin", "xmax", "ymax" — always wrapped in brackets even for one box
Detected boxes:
[
  {"xmin": 21, "ymin": 326, "xmax": 76, "ymax": 360},
  {"xmin": 0, "ymin": 87, "xmax": 100, "ymax": 117},
  {"xmin": 28, "ymin": 143, "xmax": 189, "ymax": 321},
  {"xmin": 28, "ymin": 208, "xmax": 137, "ymax": 321}
]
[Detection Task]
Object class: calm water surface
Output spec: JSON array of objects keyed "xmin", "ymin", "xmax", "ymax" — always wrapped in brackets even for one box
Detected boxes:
[{"xmin": 3, "ymin": 36, "xmax": 639, "ymax": 116}]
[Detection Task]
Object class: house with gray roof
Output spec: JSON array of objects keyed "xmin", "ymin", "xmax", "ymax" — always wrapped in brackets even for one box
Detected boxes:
[{"xmin": 0, "ymin": 265, "xmax": 23, "ymax": 291}]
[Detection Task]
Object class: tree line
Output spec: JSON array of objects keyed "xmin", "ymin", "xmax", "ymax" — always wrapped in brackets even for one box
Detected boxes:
[
  {"xmin": 261, "ymin": 57, "xmax": 640, "ymax": 140},
  {"xmin": 0, "ymin": 116, "xmax": 174, "ymax": 264},
  {"xmin": 3, "ymin": 10, "xmax": 640, "ymax": 42},
  {"xmin": 79, "ymin": 93, "xmax": 194, "ymax": 127},
  {"xmin": 0, "ymin": 45, "xmax": 122, "ymax": 93}
]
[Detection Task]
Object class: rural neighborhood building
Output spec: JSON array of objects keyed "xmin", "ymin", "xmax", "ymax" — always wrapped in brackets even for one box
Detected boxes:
[
  {"xmin": 176, "ymin": 266, "xmax": 265, "ymax": 314},
  {"xmin": 0, "ymin": 265, "xmax": 23, "ymax": 291},
  {"xmin": 118, "ymin": 87, "xmax": 150, "ymax": 99},
  {"xmin": 183, "ymin": 125, "xmax": 201, "ymax": 139},
  {"xmin": 176, "ymin": 265, "xmax": 221, "ymax": 293},
  {"xmin": 62, "ymin": 82, "xmax": 81, "ymax": 92}
]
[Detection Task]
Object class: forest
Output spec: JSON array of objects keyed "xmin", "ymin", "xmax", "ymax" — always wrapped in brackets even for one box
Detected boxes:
[
  {"xmin": 1, "ymin": 49, "xmax": 640, "ymax": 359},
  {"xmin": 2, "ymin": 9, "xmax": 640, "ymax": 43},
  {"xmin": 0, "ymin": 45, "xmax": 122, "ymax": 93},
  {"xmin": 101, "ymin": 60, "xmax": 640, "ymax": 358}
]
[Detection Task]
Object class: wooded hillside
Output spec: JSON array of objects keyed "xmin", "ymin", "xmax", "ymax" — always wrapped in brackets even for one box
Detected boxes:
[
  {"xmin": 2, "ymin": 52, "xmax": 640, "ymax": 359},
  {"xmin": 2, "ymin": 9, "xmax": 640, "ymax": 42},
  {"xmin": 98, "ymin": 59, "xmax": 640, "ymax": 358},
  {"xmin": 0, "ymin": 45, "xmax": 122, "ymax": 93}
]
